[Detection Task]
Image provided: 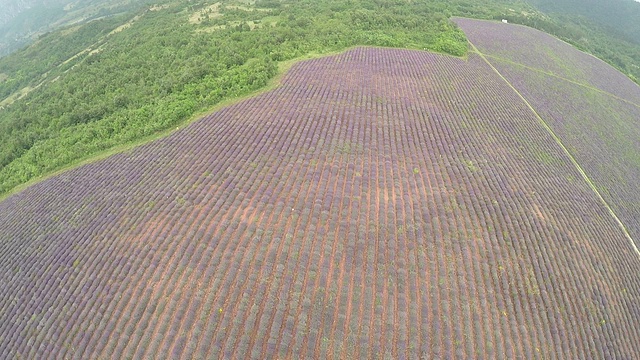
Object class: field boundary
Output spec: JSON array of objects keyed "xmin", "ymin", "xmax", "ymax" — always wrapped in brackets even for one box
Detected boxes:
[
  {"xmin": 467, "ymin": 40, "xmax": 640, "ymax": 258},
  {"xmin": 480, "ymin": 52, "xmax": 640, "ymax": 109},
  {"xmin": 0, "ymin": 44, "xmax": 467, "ymax": 203},
  {"xmin": 0, "ymin": 50, "xmax": 332, "ymax": 203}
]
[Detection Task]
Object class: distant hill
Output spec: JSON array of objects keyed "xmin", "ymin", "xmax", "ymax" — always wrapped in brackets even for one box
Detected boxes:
[
  {"xmin": 0, "ymin": 0, "xmax": 143, "ymax": 56},
  {"xmin": 1, "ymin": 19, "xmax": 639, "ymax": 357},
  {"xmin": 528, "ymin": 0, "xmax": 640, "ymax": 45}
]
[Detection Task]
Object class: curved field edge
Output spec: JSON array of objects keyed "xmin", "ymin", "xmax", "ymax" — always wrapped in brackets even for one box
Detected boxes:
[
  {"xmin": 0, "ymin": 51, "xmax": 319, "ymax": 203},
  {"xmin": 0, "ymin": 0, "xmax": 470, "ymax": 198},
  {"xmin": 0, "ymin": 45, "xmax": 469, "ymax": 203},
  {"xmin": 0, "ymin": 57, "xmax": 283, "ymax": 201},
  {"xmin": 3, "ymin": 0, "xmax": 639, "ymax": 200},
  {"xmin": 1, "ymin": 46, "xmax": 465, "ymax": 204}
]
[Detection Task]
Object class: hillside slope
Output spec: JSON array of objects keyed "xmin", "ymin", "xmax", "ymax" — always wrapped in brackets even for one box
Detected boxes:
[
  {"xmin": 4, "ymin": 0, "xmax": 640, "ymax": 200},
  {"xmin": 455, "ymin": 18, "xmax": 640, "ymax": 244},
  {"xmin": 0, "ymin": 0, "xmax": 143, "ymax": 56},
  {"xmin": 1, "ymin": 44, "xmax": 640, "ymax": 358},
  {"xmin": 527, "ymin": 0, "xmax": 640, "ymax": 45}
]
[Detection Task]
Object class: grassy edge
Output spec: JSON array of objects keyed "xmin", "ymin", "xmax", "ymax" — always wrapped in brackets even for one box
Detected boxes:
[
  {"xmin": 0, "ymin": 36, "xmax": 473, "ymax": 203},
  {"xmin": 0, "ymin": 47, "xmax": 364, "ymax": 203}
]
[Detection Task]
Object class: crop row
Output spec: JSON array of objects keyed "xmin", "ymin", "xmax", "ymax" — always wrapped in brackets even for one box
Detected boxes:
[{"xmin": 1, "ymin": 47, "xmax": 640, "ymax": 358}]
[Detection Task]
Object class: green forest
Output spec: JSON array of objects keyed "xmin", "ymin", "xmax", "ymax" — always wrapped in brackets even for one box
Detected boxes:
[
  {"xmin": 0, "ymin": 0, "xmax": 147, "ymax": 56},
  {"xmin": 0, "ymin": 0, "xmax": 639, "ymax": 197},
  {"xmin": 529, "ymin": 0, "xmax": 640, "ymax": 46}
]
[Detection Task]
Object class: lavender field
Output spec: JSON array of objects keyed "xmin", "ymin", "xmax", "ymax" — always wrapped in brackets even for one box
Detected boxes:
[
  {"xmin": 455, "ymin": 17, "xmax": 640, "ymax": 243},
  {"xmin": 1, "ymin": 46, "xmax": 640, "ymax": 358}
]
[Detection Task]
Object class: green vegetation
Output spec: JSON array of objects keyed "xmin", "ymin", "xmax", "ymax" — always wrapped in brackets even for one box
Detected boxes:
[
  {"xmin": 0, "ymin": 0, "xmax": 639, "ymax": 196},
  {"xmin": 528, "ymin": 0, "xmax": 640, "ymax": 46},
  {"xmin": 0, "ymin": 0, "xmax": 470, "ymax": 195},
  {"xmin": 0, "ymin": 0, "xmax": 148, "ymax": 56}
]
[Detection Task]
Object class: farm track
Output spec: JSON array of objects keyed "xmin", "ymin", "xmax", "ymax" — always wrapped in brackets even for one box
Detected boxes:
[
  {"xmin": 456, "ymin": 17, "xmax": 640, "ymax": 246},
  {"xmin": 480, "ymin": 53, "xmax": 640, "ymax": 110},
  {"xmin": 1, "ymin": 36, "xmax": 640, "ymax": 358},
  {"xmin": 466, "ymin": 40, "xmax": 639, "ymax": 259}
]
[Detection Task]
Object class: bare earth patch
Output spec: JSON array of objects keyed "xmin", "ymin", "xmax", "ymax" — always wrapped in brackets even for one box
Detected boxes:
[
  {"xmin": 109, "ymin": 15, "xmax": 141, "ymax": 35},
  {"xmin": 0, "ymin": 86, "xmax": 35, "ymax": 107},
  {"xmin": 188, "ymin": 3, "xmax": 222, "ymax": 25},
  {"xmin": 150, "ymin": 4, "xmax": 170, "ymax": 11}
]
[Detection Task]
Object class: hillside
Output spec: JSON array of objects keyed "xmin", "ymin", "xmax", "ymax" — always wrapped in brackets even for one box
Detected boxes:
[
  {"xmin": 0, "ymin": 0, "xmax": 472, "ymax": 197},
  {"xmin": 527, "ymin": 0, "xmax": 640, "ymax": 45},
  {"xmin": 455, "ymin": 18, "xmax": 640, "ymax": 242},
  {"xmin": 1, "ymin": 20, "xmax": 640, "ymax": 358},
  {"xmin": 0, "ymin": 0, "xmax": 144, "ymax": 56}
]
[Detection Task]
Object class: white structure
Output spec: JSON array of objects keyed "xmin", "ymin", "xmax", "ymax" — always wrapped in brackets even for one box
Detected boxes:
[{"xmin": 502, "ymin": 19, "xmax": 508, "ymax": 24}]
